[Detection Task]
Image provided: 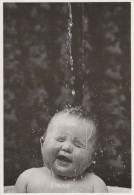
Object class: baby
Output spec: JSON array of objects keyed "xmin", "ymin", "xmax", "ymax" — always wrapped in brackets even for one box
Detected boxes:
[{"xmin": 14, "ymin": 106, "xmax": 108, "ymax": 193}]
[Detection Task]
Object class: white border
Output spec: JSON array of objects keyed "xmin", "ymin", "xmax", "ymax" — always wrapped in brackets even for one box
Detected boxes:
[
  {"xmin": 131, "ymin": 0, "xmax": 133, "ymax": 194},
  {"xmin": 0, "ymin": 1, "xmax": 3, "ymax": 195},
  {"xmin": 1, "ymin": 0, "xmax": 133, "ymax": 3},
  {"xmin": 1, "ymin": 0, "xmax": 133, "ymax": 195}
]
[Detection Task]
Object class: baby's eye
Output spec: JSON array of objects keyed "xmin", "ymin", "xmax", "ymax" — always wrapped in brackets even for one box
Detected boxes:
[
  {"xmin": 56, "ymin": 136, "xmax": 65, "ymax": 142},
  {"xmin": 74, "ymin": 142, "xmax": 82, "ymax": 148},
  {"xmin": 74, "ymin": 142, "xmax": 85, "ymax": 149},
  {"xmin": 73, "ymin": 139, "xmax": 86, "ymax": 149}
]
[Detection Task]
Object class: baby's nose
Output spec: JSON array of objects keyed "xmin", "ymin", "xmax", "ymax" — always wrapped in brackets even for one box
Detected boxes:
[{"xmin": 61, "ymin": 142, "xmax": 73, "ymax": 153}]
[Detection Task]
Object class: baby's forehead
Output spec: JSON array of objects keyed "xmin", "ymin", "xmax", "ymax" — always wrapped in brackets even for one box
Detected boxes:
[
  {"xmin": 52, "ymin": 112, "xmax": 89, "ymax": 125},
  {"xmin": 48, "ymin": 112, "xmax": 96, "ymax": 136}
]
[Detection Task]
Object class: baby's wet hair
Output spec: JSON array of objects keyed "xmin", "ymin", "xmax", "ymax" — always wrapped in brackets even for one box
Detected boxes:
[{"xmin": 59, "ymin": 104, "xmax": 98, "ymax": 125}]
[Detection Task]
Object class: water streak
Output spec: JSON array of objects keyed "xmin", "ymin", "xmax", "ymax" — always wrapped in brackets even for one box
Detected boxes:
[
  {"xmin": 67, "ymin": 3, "xmax": 73, "ymax": 69},
  {"xmin": 82, "ymin": 3, "xmax": 85, "ymax": 67},
  {"xmin": 66, "ymin": 3, "xmax": 76, "ymax": 96}
]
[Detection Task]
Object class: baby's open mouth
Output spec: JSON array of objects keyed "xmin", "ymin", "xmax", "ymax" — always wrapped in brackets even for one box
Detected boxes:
[{"xmin": 57, "ymin": 155, "xmax": 72, "ymax": 163}]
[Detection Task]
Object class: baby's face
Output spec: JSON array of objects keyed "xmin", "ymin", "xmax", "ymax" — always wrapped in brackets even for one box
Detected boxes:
[{"xmin": 41, "ymin": 113, "xmax": 95, "ymax": 177}]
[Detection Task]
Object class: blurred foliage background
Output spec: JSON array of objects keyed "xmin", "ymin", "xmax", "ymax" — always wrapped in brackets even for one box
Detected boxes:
[{"xmin": 4, "ymin": 3, "xmax": 131, "ymax": 187}]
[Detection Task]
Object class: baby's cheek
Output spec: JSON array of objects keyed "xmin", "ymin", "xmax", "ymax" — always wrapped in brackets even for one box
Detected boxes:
[
  {"xmin": 72, "ymin": 149, "xmax": 82, "ymax": 163},
  {"xmin": 50, "ymin": 141, "xmax": 62, "ymax": 157},
  {"xmin": 75, "ymin": 150, "xmax": 89, "ymax": 166},
  {"xmin": 45, "ymin": 141, "xmax": 62, "ymax": 160},
  {"xmin": 72, "ymin": 150, "xmax": 88, "ymax": 175}
]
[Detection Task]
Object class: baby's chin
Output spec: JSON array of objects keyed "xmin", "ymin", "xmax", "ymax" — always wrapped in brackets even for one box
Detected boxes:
[
  {"xmin": 50, "ymin": 163, "xmax": 88, "ymax": 178},
  {"xmin": 52, "ymin": 168, "xmax": 87, "ymax": 179}
]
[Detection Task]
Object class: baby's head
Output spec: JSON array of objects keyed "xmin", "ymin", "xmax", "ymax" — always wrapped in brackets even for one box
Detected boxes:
[{"xmin": 40, "ymin": 106, "xmax": 98, "ymax": 178}]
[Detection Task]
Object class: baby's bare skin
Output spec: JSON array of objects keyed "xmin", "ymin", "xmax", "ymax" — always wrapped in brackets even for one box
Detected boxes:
[{"xmin": 14, "ymin": 167, "xmax": 108, "ymax": 193}]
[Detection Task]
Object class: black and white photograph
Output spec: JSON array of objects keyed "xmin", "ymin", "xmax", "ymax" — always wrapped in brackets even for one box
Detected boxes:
[{"xmin": 3, "ymin": 1, "xmax": 131, "ymax": 193}]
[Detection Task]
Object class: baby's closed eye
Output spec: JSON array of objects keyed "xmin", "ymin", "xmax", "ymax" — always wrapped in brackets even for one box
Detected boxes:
[
  {"xmin": 73, "ymin": 138, "xmax": 86, "ymax": 149},
  {"xmin": 56, "ymin": 136, "xmax": 66, "ymax": 142}
]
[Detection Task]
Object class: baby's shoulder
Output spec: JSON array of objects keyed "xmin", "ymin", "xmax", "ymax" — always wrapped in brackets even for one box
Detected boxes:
[
  {"xmin": 14, "ymin": 167, "xmax": 49, "ymax": 192},
  {"xmin": 87, "ymin": 173, "xmax": 105, "ymax": 185},
  {"xmin": 90, "ymin": 173, "xmax": 103, "ymax": 183},
  {"xmin": 25, "ymin": 166, "xmax": 48, "ymax": 175},
  {"xmin": 18, "ymin": 167, "xmax": 47, "ymax": 180},
  {"xmin": 87, "ymin": 173, "xmax": 102, "ymax": 181},
  {"xmin": 86, "ymin": 173, "xmax": 108, "ymax": 192}
]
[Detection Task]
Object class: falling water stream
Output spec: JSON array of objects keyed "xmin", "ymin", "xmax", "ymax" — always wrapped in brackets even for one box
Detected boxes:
[
  {"xmin": 66, "ymin": 3, "xmax": 86, "ymax": 97},
  {"xmin": 66, "ymin": 3, "xmax": 76, "ymax": 96},
  {"xmin": 67, "ymin": 3, "xmax": 73, "ymax": 70},
  {"xmin": 82, "ymin": 3, "xmax": 85, "ymax": 67}
]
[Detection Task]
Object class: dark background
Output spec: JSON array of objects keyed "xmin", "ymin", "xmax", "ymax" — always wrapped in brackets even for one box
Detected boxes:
[{"xmin": 4, "ymin": 3, "xmax": 131, "ymax": 188}]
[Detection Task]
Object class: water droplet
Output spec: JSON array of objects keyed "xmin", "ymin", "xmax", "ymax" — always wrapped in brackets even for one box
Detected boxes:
[
  {"xmin": 72, "ymin": 89, "xmax": 75, "ymax": 96},
  {"xmin": 81, "ymin": 175, "xmax": 84, "ymax": 180},
  {"xmin": 65, "ymin": 84, "xmax": 69, "ymax": 88},
  {"xmin": 92, "ymin": 160, "xmax": 96, "ymax": 164},
  {"xmin": 100, "ymin": 148, "xmax": 104, "ymax": 153},
  {"xmin": 82, "ymin": 63, "xmax": 85, "ymax": 66},
  {"xmin": 84, "ymin": 18, "xmax": 88, "ymax": 23},
  {"xmin": 71, "ymin": 76, "xmax": 75, "ymax": 80},
  {"xmin": 69, "ymin": 22, "xmax": 73, "ymax": 26},
  {"xmin": 71, "ymin": 67, "xmax": 73, "ymax": 71}
]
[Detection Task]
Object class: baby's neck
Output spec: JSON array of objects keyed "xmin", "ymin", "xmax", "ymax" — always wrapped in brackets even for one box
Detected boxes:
[{"xmin": 51, "ymin": 171, "xmax": 87, "ymax": 181}]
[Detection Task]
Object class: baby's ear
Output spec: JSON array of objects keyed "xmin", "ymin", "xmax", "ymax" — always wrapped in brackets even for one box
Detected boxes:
[{"xmin": 40, "ymin": 136, "xmax": 45, "ymax": 148}]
